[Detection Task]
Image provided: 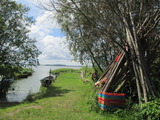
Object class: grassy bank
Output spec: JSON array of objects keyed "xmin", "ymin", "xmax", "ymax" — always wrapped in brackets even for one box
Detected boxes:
[
  {"xmin": 15, "ymin": 68, "xmax": 33, "ymax": 79},
  {"xmin": 0, "ymin": 68, "xmax": 142, "ymax": 120}
]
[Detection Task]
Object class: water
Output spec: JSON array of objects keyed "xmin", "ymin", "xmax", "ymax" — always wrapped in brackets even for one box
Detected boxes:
[{"xmin": 6, "ymin": 65, "xmax": 81, "ymax": 102}]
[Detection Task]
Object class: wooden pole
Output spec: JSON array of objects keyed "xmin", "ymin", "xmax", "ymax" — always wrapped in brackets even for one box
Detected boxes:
[{"xmin": 102, "ymin": 51, "xmax": 125, "ymax": 92}]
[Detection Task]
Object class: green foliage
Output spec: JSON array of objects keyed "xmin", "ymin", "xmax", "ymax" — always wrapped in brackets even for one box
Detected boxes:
[
  {"xmin": 84, "ymin": 82, "xmax": 100, "ymax": 112},
  {"xmin": 21, "ymin": 68, "xmax": 33, "ymax": 74},
  {"xmin": 0, "ymin": 0, "xmax": 41, "ymax": 67},
  {"xmin": 151, "ymin": 57, "xmax": 160, "ymax": 96},
  {"xmin": 0, "ymin": 64, "xmax": 22, "ymax": 78},
  {"xmin": 139, "ymin": 99, "xmax": 160, "ymax": 119},
  {"xmin": 50, "ymin": 0, "xmax": 115, "ymax": 71},
  {"xmin": 24, "ymin": 90, "xmax": 34, "ymax": 103},
  {"xmin": 120, "ymin": 99, "xmax": 160, "ymax": 120},
  {"xmin": 15, "ymin": 68, "xmax": 33, "ymax": 79},
  {"xmin": 0, "ymin": 64, "xmax": 33, "ymax": 79},
  {"xmin": 79, "ymin": 66, "xmax": 94, "ymax": 78}
]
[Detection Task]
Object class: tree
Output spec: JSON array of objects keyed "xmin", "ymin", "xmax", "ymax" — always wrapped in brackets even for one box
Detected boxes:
[
  {"xmin": 0, "ymin": 0, "xmax": 41, "ymax": 78},
  {"xmin": 39, "ymin": 0, "xmax": 160, "ymax": 104},
  {"xmin": 38, "ymin": 0, "xmax": 118, "ymax": 72}
]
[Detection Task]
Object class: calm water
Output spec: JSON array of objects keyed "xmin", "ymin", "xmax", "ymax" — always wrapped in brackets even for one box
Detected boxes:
[{"xmin": 6, "ymin": 65, "xmax": 81, "ymax": 102}]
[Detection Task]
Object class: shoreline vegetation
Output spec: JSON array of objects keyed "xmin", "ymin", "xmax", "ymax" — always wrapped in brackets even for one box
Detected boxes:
[
  {"xmin": 15, "ymin": 68, "xmax": 33, "ymax": 79},
  {"xmin": 16, "ymin": 68, "xmax": 34, "ymax": 79},
  {"xmin": 0, "ymin": 68, "xmax": 159, "ymax": 120},
  {"xmin": 42, "ymin": 64, "xmax": 84, "ymax": 67},
  {"xmin": 0, "ymin": 67, "xmax": 33, "ymax": 98}
]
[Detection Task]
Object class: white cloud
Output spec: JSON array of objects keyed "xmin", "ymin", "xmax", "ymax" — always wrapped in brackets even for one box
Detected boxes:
[
  {"xmin": 29, "ymin": 10, "xmax": 74, "ymax": 64},
  {"xmin": 14, "ymin": 0, "xmax": 80, "ymax": 65},
  {"xmin": 39, "ymin": 35, "xmax": 70, "ymax": 59},
  {"xmin": 30, "ymin": 11, "xmax": 59, "ymax": 37}
]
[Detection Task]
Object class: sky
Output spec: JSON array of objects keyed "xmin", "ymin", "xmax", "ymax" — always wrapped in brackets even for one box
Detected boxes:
[{"xmin": 14, "ymin": 0, "xmax": 81, "ymax": 66}]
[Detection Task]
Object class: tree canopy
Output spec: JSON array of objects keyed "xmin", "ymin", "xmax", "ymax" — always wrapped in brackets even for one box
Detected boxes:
[
  {"xmin": 0, "ymin": 0, "xmax": 41, "ymax": 77},
  {"xmin": 39, "ymin": 0, "xmax": 159, "ymax": 70},
  {"xmin": 39, "ymin": 0, "xmax": 160, "ymax": 104}
]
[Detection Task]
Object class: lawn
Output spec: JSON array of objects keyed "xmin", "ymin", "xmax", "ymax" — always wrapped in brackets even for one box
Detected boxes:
[{"xmin": 0, "ymin": 69, "xmax": 132, "ymax": 120}]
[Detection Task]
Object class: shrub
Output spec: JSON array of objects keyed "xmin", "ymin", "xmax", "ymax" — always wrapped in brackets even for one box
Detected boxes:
[{"xmin": 140, "ymin": 99, "xmax": 160, "ymax": 119}]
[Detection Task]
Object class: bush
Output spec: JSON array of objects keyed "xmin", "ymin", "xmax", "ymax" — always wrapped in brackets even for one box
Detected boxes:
[
  {"xmin": 85, "ymin": 82, "xmax": 100, "ymax": 112},
  {"xmin": 140, "ymin": 99, "xmax": 160, "ymax": 119}
]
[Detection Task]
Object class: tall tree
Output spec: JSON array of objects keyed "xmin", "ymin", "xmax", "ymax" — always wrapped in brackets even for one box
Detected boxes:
[
  {"xmin": 0, "ymin": 0, "xmax": 41, "ymax": 77},
  {"xmin": 38, "ymin": 0, "xmax": 118, "ymax": 72},
  {"xmin": 39, "ymin": 0, "xmax": 159, "ymax": 103}
]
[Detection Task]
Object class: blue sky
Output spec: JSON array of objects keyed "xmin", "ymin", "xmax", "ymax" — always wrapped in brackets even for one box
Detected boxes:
[
  {"xmin": 14, "ymin": 0, "xmax": 81, "ymax": 65},
  {"xmin": 15, "ymin": 0, "xmax": 43, "ymax": 18}
]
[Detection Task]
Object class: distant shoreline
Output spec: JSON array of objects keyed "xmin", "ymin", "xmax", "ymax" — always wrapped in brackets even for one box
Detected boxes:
[{"xmin": 40, "ymin": 64, "xmax": 84, "ymax": 67}]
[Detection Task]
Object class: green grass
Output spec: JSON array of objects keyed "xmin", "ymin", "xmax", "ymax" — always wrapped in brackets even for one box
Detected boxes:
[
  {"xmin": 0, "ymin": 68, "xmax": 137, "ymax": 120},
  {"xmin": 51, "ymin": 68, "xmax": 78, "ymax": 75}
]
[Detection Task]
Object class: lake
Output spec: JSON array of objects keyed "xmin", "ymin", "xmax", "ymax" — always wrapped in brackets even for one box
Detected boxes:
[{"xmin": 6, "ymin": 65, "xmax": 82, "ymax": 102}]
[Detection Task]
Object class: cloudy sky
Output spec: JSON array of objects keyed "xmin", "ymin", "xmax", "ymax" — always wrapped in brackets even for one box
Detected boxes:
[{"xmin": 14, "ymin": 0, "xmax": 81, "ymax": 65}]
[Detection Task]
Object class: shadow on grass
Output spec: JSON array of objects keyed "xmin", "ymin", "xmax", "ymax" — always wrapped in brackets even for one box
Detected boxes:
[
  {"xmin": 25, "ymin": 85, "xmax": 74, "ymax": 103},
  {"xmin": 0, "ymin": 85, "xmax": 73, "ymax": 108},
  {"xmin": 0, "ymin": 102, "xmax": 20, "ymax": 109},
  {"xmin": 42, "ymin": 86, "xmax": 73, "ymax": 97}
]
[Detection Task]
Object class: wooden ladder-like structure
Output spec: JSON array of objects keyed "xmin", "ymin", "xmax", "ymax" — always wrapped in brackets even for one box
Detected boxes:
[
  {"xmin": 97, "ymin": 50, "xmax": 129, "ymax": 110},
  {"xmin": 96, "ymin": 49, "xmax": 129, "ymax": 93}
]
